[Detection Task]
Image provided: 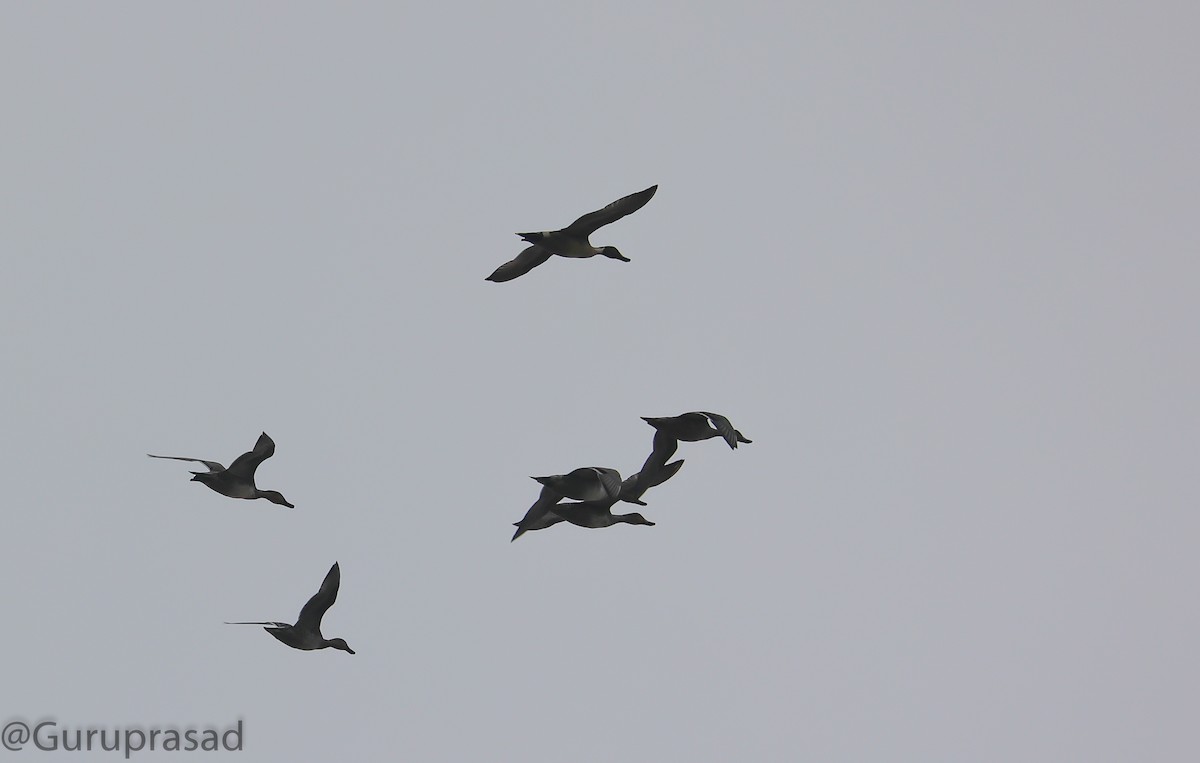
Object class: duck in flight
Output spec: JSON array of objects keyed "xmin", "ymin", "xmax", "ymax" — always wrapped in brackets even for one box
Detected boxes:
[
  {"xmin": 148, "ymin": 431, "xmax": 294, "ymax": 508},
  {"xmin": 638, "ymin": 412, "xmax": 752, "ymax": 488},
  {"xmin": 511, "ymin": 461, "xmax": 684, "ymax": 541},
  {"xmin": 485, "ymin": 185, "xmax": 658, "ymax": 282},
  {"xmin": 225, "ymin": 562, "xmax": 355, "ymax": 654}
]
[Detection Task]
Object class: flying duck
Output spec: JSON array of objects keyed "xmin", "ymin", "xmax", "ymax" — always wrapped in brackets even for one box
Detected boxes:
[
  {"xmin": 485, "ymin": 185, "xmax": 657, "ymax": 282},
  {"xmin": 638, "ymin": 412, "xmax": 752, "ymax": 486},
  {"xmin": 148, "ymin": 432, "xmax": 294, "ymax": 508},
  {"xmin": 225, "ymin": 562, "xmax": 355, "ymax": 654}
]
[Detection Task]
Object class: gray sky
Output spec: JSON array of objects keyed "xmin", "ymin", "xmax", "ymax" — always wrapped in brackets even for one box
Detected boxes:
[{"xmin": 3, "ymin": 2, "xmax": 1197, "ymax": 760}]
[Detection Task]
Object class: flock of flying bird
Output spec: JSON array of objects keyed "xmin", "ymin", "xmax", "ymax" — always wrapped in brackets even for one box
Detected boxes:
[{"xmin": 147, "ymin": 185, "xmax": 751, "ymax": 655}]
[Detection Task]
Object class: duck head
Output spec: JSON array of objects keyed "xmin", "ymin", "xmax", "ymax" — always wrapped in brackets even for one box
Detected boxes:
[
  {"xmin": 258, "ymin": 490, "xmax": 295, "ymax": 508},
  {"xmin": 600, "ymin": 245, "xmax": 630, "ymax": 262},
  {"xmin": 325, "ymin": 638, "xmax": 355, "ymax": 654},
  {"xmin": 618, "ymin": 512, "xmax": 655, "ymax": 527}
]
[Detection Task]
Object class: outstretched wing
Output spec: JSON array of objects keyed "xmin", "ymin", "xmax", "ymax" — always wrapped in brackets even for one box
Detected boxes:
[
  {"xmin": 590, "ymin": 467, "xmax": 625, "ymax": 502},
  {"xmin": 620, "ymin": 459, "xmax": 684, "ymax": 504},
  {"xmin": 296, "ymin": 562, "xmax": 342, "ymax": 632},
  {"xmin": 224, "ymin": 620, "xmax": 290, "ymax": 627},
  {"xmin": 635, "ymin": 429, "xmax": 680, "ymax": 490},
  {"xmin": 564, "ymin": 185, "xmax": 657, "ymax": 237},
  {"xmin": 226, "ymin": 432, "xmax": 276, "ymax": 480},
  {"xmin": 701, "ymin": 412, "xmax": 740, "ymax": 449},
  {"xmin": 512, "ymin": 484, "xmax": 565, "ymax": 541},
  {"xmin": 147, "ymin": 454, "xmax": 225, "ymax": 473},
  {"xmin": 512, "ymin": 507, "xmax": 568, "ymax": 534},
  {"xmin": 486, "ymin": 245, "xmax": 553, "ymax": 283}
]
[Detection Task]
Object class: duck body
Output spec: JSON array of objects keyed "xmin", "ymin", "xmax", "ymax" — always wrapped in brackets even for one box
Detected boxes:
[
  {"xmin": 516, "ymin": 230, "xmax": 617, "ymax": 259},
  {"xmin": 191, "ymin": 470, "xmax": 259, "ymax": 499},
  {"xmin": 549, "ymin": 502, "xmax": 655, "ymax": 530},
  {"xmin": 264, "ymin": 624, "xmax": 330, "ymax": 651},
  {"xmin": 532, "ymin": 466, "xmax": 629, "ymax": 504}
]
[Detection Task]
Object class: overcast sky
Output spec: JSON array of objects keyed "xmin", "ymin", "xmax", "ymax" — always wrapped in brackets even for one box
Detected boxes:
[{"xmin": 2, "ymin": 2, "xmax": 1198, "ymax": 761}]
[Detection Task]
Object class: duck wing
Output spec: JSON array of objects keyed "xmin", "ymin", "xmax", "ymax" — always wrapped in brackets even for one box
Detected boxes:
[
  {"xmin": 700, "ymin": 412, "xmax": 740, "ymax": 449},
  {"xmin": 226, "ymin": 432, "xmax": 276, "ymax": 480},
  {"xmin": 564, "ymin": 185, "xmax": 657, "ymax": 237},
  {"xmin": 512, "ymin": 506, "xmax": 568, "ymax": 534},
  {"xmin": 295, "ymin": 562, "xmax": 342, "ymax": 632},
  {"xmin": 147, "ymin": 454, "xmax": 225, "ymax": 473},
  {"xmin": 512, "ymin": 484, "xmax": 565, "ymax": 541},
  {"xmin": 486, "ymin": 245, "xmax": 553, "ymax": 283},
  {"xmin": 620, "ymin": 459, "xmax": 684, "ymax": 504},
  {"xmin": 636, "ymin": 429, "xmax": 680, "ymax": 489},
  {"xmin": 590, "ymin": 467, "xmax": 625, "ymax": 502}
]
